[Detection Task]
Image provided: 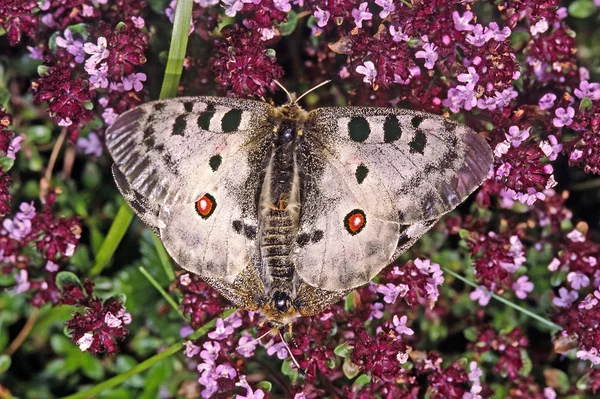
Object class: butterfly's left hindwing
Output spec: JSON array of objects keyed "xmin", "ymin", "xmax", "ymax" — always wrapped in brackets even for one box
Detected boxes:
[
  {"xmin": 106, "ymin": 97, "xmax": 275, "ymax": 287},
  {"xmin": 294, "ymin": 107, "xmax": 493, "ymax": 292}
]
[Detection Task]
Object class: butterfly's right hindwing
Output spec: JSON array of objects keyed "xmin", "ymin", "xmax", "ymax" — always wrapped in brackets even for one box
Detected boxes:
[{"xmin": 106, "ymin": 97, "xmax": 274, "ymax": 285}]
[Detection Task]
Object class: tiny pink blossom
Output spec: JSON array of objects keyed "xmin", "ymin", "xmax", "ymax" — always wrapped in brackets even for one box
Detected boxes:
[
  {"xmin": 374, "ymin": 0, "xmax": 394, "ymax": 18},
  {"xmin": 83, "ymin": 37, "xmax": 109, "ymax": 66},
  {"xmin": 553, "ymin": 107, "xmax": 574, "ymax": 128},
  {"xmin": 544, "ymin": 387, "xmax": 557, "ymax": 399},
  {"xmin": 367, "ymin": 302, "xmax": 384, "ymax": 320},
  {"xmin": 494, "ymin": 141, "xmax": 510, "ymax": 158},
  {"xmin": 77, "ymin": 132, "xmax": 103, "ymax": 157},
  {"xmin": 457, "ymin": 66, "xmax": 479, "ymax": 85},
  {"xmin": 567, "ymin": 271, "xmax": 590, "ymax": 290},
  {"xmin": 570, "ymin": 149, "xmax": 583, "ymax": 160},
  {"xmin": 102, "ymin": 108, "xmax": 119, "ymax": 125},
  {"xmin": 208, "ymin": 318, "xmax": 234, "ymax": 340},
  {"xmin": 56, "ymin": 29, "xmax": 85, "ymax": 63},
  {"xmin": 314, "ymin": 7, "xmax": 330, "ymax": 27},
  {"xmin": 505, "ymin": 126, "xmax": 530, "ymax": 147},
  {"xmin": 547, "ymin": 257, "xmax": 561, "ymax": 271},
  {"xmin": 389, "ymin": 25, "xmax": 409, "ymax": 42},
  {"xmin": 567, "ymin": 229, "xmax": 585, "ymax": 242},
  {"xmin": 184, "ymin": 341, "xmax": 201, "ymax": 357},
  {"xmin": 77, "ymin": 332, "xmax": 94, "ymax": 352},
  {"xmin": 552, "ymin": 287, "xmax": 578, "ymax": 308},
  {"xmin": 356, "ymin": 61, "xmax": 377, "ymax": 84},
  {"xmin": 180, "ymin": 273, "xmax": 192, "ymax": 286},
  {"xmin": 352, "ymin": 2, "xmax": 372, "ymax": 28},
  {"xmin": 488, "ymin": 22, "xmax": 511, "ymax": 41},
  {"xmin": 200, "ymin": 341, "xmax": 221, "ymax": 364},
  {"xmin": 574, "ymin": 81, "xmax": 600, "ymax": 101},
  {"xmin": 122, "ymin": 73, "xmax": 147, "ymax": 92},
  {"xmin": 13, "ymin": 269, "xmax": 31, "ymax": 293},
  {"xmin": 415, "ymin": 43, "xmax": 439, "ymax": 69},
  {"xmin": 104, "ymin": 312, "xmax": 122, "ymax": 328},
  {"xmin": 452, "ymin": 11, "xmax": 475, "ymax": 31},
  {"xmin": 222, "ymin": 0, "xmax": 244, "ymax": 17},
  {"xmin": 273, "ymin": 0, "xmax": 291, "ymax": 12},
  {"xmin": 466, "ymin": 24, "xmax": 493, "ymax": 47},
  {"xmin": 392, "ymin": 315, "xmax": 414, "ymax": 336},
  {"xmin": 512, "ymin": 276, "xmax": 534, "ymax": 299},
  {"xmin": 470, "ymin": 287, "xmax": 491, "ymax": 306},
  {"xmin": 236, "ymin": 375, "xmax": 265, "ymax": 399},
  {"xmin": 577, "ymin": 348, "xmax": 600, "ymax": 365},
  {"xmin": 530, "ymin": 18, "xmax": 549, "ymax": 36},
  {"xmin": 377, "ymin": 282, "xmax": 407, "ymax": 303},
  {"xmin": 131, "ymin": 16, "xmax": 145, "ymax": 29},
  {"xmin": 45, "ymin": 260, "xmax": 59, "ymax": 272},
  {"xmin": 7, "ymin": 136, "xmax": 23, "ymax": 160},
  {"xmin": 265, "ymin": 340, "xmax": 288, "ymax": 359},
  {"xmin": 237, "ymin": 332, "xmax": 258, "ymax": 357},
  {"xmin": 539, "ymin": 93, "xmax": 557, "ymax": 110}
]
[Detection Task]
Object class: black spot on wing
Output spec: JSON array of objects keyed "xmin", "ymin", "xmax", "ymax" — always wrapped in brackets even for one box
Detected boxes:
[
  {"xmin": 384, "ymin": 115, "xmax": 402, "ymax": 143},
  {"xmin": 154, "ymin": 103, "xmax": 166, "ymax": 111},
  {"xmin": 311, "ymin": 230, "xmax": 324, "ymax": 243},
  {"xmin": 197, "ymin": 103, "xmax": 215, "ymax": 131},
  {"xmin": 348, "ymin": 116, "xmax": 370, "ymax": 142},
  {"xmin": 183, "ymin": 102, "xmax": 194, "ymax": 113},
  {"xmin": 222, "ymin": 109, "xmax": 242, "ymax": 133},
  {"xmin": 243, "ymin": 224, "xmax": 257, "ymax": 240},
  {"xmin": 409, "ymin": 130, "xmax": 427, "ymax": 154},
  {"xmin": 297, "ymin": 233, "xmax": 310, "ymax": 247},
  {"xmin": 355, "ymin": 164, "xmax": 369, "ymax": 184},
  {"xmin": 443, "ymin": 119, "xmax": 457, "ymax": 135},
  {"xmin": 232, "ymin": 220, "xmax": 242, "ymax": 234},
  {"xmin": 209, "ymin": 155, "xmax": 222, "ymax": 171},
  {"xmin": 411, "ymin": 115, "xmax": 424, "ymax": 128},
  {"xmin": 173, "ymin": 114, "xmax": 186, "ymax": 136}
]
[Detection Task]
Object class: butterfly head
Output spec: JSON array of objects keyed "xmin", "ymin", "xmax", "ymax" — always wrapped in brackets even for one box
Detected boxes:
[{"xmin": 259, "ymin": 291, "xmax": 300, "ymax": 328}]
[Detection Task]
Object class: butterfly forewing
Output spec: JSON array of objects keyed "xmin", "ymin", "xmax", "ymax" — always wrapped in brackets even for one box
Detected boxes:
[
  {"xmin": 292, "ymin": 107, "xmax": 493, "ymax": 292},
  {"xmin": 106, "ymin": 96, "xmax": 276, "ymax": 284}
]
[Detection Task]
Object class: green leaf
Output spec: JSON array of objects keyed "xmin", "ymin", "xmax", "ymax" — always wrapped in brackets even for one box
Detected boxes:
[
  {"xmin": 80, "ymin": 355, "xmax": 105, "ymax": 380},
  {"xmin": 83, "ymin": 100, "xmax": 94, "ymax": 110},
  {"xmin": 265, "ymin": 48, "xmax": 276, "ymax": 58},
  {"xmin": 352, "ymin": 374, "xmax": 371, "ymax": 389},
  {"xmin": 0, "ymin": 87, "xmax": 9, "ymax": 106},
  {"xmin": 90, "ymin": 203, "xmax": 134, "ymax": 276},
  {"xmin": 56, "ymin": 271, "xmax": 83, "ymax": 291},
  {"xmin": 68, "ymin": 23, "xmax": 90, "ymax": 39},
  {"xmin": 519, "ymin": 348, "xmax": 532, "ymax": 377},
  {"xmin": 334, "ymin": 342, "xmax": 353, "ymax": 358},
  {"xmin": 580, "ymin": 97, "xmax": 593, "ymax": 110},
  {"xmin": 463, "ymin": 327, "xmax": 478, "ymax": 342},
  {"xmin": 37, "ymin": 65, "xmax": 50, "ymax": 77},
  {"xmin": 26, "ymin": 125, "xmax": 52, "ymax": 144},
  {"xmin": 344, "ymin": 290, "xmax": 360, "ymax": 312},
  {"xmin": 0, "ymin": 156, "xmax": 14, "ymax": 172},
  {"xmin": 342, "ymin": 357, "xmax": 360, "ymax": 379},
  {"xmin": 277, "ymin": 11, "xmax": 298, "ymax": 36},
  {"xmin": 0, "ymin": 354, "xmax": 11, "ymax": 374},
  {"xmin": 257, "ymin": 381, "xmax": 272, "ymax": 392},
  {"xmin": 281, "ymin": 358, "xmax": 300, "ymax": 382},
  {"xmin": 568, "ymin": 0, "xmax": 595, "ymax": 18}
]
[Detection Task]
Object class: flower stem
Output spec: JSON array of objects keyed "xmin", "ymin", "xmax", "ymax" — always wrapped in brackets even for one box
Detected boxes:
[
  {"xmin": 443, "ymin": 267, "xmax": 562, "ymax": 331},
  {"xmin": 58, "ymin": 309, "xmax": 234, "ymax": 399}
]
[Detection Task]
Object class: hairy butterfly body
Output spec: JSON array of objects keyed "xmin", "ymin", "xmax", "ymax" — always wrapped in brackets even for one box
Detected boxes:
[{"xmin": 106, "ymin": 89, "xmax": 493, "ymax": 328}]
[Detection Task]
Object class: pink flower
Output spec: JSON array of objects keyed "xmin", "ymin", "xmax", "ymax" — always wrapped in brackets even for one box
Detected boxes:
[
  {"xmin": 392, "ymin": 315, "xmax": 414, "ymax": 336},
  {"xmin": 236, "ymin": 375, "xmax": 265, "ymax": 399},
  {"xmin": 131, "ymin": 16, "xmax": 145, "ymax": 29},
  {"xmin": 6, "ymin": 136, "xmax": 23, "ymax": 160},
  {"xmin": 184, "ymin": 341, "xmax": 201, "ymax": 357},
  {"xmin": 505, "ymin": 126, "xmax": 530, "ymax": 147},
  {"xmin": 488, "ymin": 22, "xmax": 511, "ymax": 41},
  {"xmin": 470, "ymin": 287, "xmax": 491, "ymax": 306},
  {"xmin": 553, "ymin": 107, "xmax": 574, "ymax": 127},
  {"xmin": 452, "ymin": 11, "xmax": 475, "ymax": 31},
  {"xmin": 567, "ymin": 271, "xmax": 590, "ymax": 290},
  {"xmin": 237, "ymin": 332, "xmax": 258, "ymax": 357},
  {"xmin": 77, "ymin": 132, "xmax": 103, "ymax": 157},
  {"xmin": 552, "ymin": 287, "xmax": 578, "ymax": 308},
  {"xmin": 457, "ymin": 66, "xmax": 479, "ymax": 84},
  {"xmin": 13, "ymin": 269, "xmax": 31, "ymax": 293},
  {"xmin": 377, "ymin": 282, "xmax": 408, "ymax": 303},
  {"xmin": 375, "ymin": 0, "xmax": 394, "ymax": 18},
  {"xmin": 415, "ymin": 43, "xmax": 439, "ymax": 69},
  {"xmin": 574, "ymin": 81, "xmax": 600, "ymax": 101},
  {"xmin": 56, "ymin": 29, "xmax": 85, "ymax": 63},
  {"xmin": 466, "ymin": 24, "xmax": 492, "ymax": 47},
  {"xmin": 539, "ymin": 93, "xmax": 557, "ymax": 110},
  {"xmin": 547, "ymin": 258, "xmax": 561, "ymax": 271},
  {"xmin": 265, "ymin": 340, "xmax": 288, "ymax": 359},
  {"xmin": 356, "ymin": 61, "xmax": 377, "ymax": 84},
  {"xmin": 352, "ymin": 2, "xmax": 372, "ymax": 29},
  {"xmin": 314, "ymin": 7, "xmax": 330, "ymax": 27},
  {"xmin": 512, "ymin": 276, "xmax": 534, "ymax": 299},
  {"xmin": 530, "ymin": 18, "xmax": 549, "ymax": 36},
  {"xmin": 389, "ymin": 25, "xmax": 408, "ymax": 42},
  {"xmin": 567, "ymin": 229, "xmax": 585, "ymax": 242},
  {"xmin": 83, "ymin": 37, "xmax": 109, "ymax": 67},
  {"xmin": 273, "ymin": 0, "xmax": 291, "ymax": 12},
  {"xmin": 76, "ymin": 332, "xmax": 94, "ymax": 352},
  {"xmin": 200, "ymin": 341, "xmax": 221, "ymax": 364},
  {"xmin": 222, "ymin": 0, "xmax": 243, "ymax": 17},
  {"xmin": 208, "ymin": 318, "xmax": 234, "ymax": 340},
  {"xmin": 494, "ymin": 141, "xmax": 510, "ymax": 158},
  {"xmin": 122, "ymin": 72, "xmax": 147, "ymax": 92},
  {"xmin": 102, "ymin": 108, "xmax": 119, "ymax": 126},
  {"xmin": 444, "ymin": 83, "xmax": 477, "ymax": 113}
]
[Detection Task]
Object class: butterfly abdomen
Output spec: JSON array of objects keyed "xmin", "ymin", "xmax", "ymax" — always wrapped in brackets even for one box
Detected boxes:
[{"xmin": 260, "ymin": 209, "xmax": 298, "ymax": 294}]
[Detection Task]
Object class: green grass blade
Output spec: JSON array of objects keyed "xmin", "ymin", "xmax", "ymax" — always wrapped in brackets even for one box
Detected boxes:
[
  {"xmin": 89, "ymin": 203, "xmax": 134, "ymax": 276},
  {"xmin": 159, "ymin": 0, "xmax": 193, "ymax": 99},
  {"xmin": 443, "ymin": 267, "xmax": 562, "ymax": 331},
  {"xmin": 138, "ymin": 266, "xmax": 185, "ymax": 321},
  {"xmin": 58, "ymin": 309, "xmax": 235, "ymax": 399},
  {"xmin": 151, "ymin": 231, "xmax": 176, "ymax": 282}
]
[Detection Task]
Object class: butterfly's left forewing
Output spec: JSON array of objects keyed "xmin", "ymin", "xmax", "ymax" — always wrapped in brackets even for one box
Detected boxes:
[
  {"xmin": 106, "ymin": 97, "xmax": 274, "ymax": 290},
  {"xmin": 295, "ymin": 107, "xmax": 493, "ymax": 292}
]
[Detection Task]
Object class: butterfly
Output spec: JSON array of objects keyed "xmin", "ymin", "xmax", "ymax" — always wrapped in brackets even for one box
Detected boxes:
[{"xmin": 106, "ymin": 82, "xmax": 493, "ymax": 329}]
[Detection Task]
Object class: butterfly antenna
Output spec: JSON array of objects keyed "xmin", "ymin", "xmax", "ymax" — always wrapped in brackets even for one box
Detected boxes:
[
  {"xmin": 294, "ymin": 80, "xmax": 332, "ymax": 104},
  {"xmin": 279, "ymin": 330, "xmax": 306, "ymax": 376},
  {"xmin": 273, "ymin": 80, "xmax": 294, "ymax": 103},
  {"xmin": 229, "ymin": 328, "xmax": 274, "ymax": 355}
]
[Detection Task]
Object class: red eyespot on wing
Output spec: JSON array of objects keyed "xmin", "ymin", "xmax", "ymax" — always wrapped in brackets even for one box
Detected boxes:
[
  {"xmin": 344, "ymin": 209, "xmax": 366, "ymax": 235},
  {"xmin": 195, "ymin": 193, "xmax": 216, "ymax": 219}
]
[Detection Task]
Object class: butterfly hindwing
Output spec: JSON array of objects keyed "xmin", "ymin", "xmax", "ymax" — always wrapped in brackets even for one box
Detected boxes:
[
  {"xmin": 106, "ymin": 97, "xmax": 275, "ymax": 283},
  {"xmin": 293, "ymin": 107, "xmax": 493, "ymax": 292}
]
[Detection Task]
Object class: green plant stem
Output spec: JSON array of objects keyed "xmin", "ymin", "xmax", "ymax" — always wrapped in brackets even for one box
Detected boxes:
[
  {"xmin": 138, "ymin": 266, "xmax": 186, "ymax": 321},
  {"xmin": 59, "ymin": 309, "xmax": 234, "ymax": 399},
  {"xmin": 443, "ymin": 267, "xmax": 562, "ymax": 331},
  {"xmin": 89, "ymin": 203, "xmax": 134, "ymax": 276}
]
